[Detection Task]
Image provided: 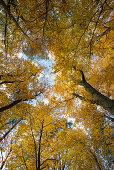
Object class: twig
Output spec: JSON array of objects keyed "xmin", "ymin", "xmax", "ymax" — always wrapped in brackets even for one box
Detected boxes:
[
  {"xmin": 89, "ymin": 0, "xmax": 107, "ymax": 55},
  {"xmin": 43, "ymin": 0, "xmax": 49, "ymax": 36}
]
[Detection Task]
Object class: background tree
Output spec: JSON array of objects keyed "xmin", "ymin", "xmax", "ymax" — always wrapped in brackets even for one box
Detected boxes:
[{"xmin": 4, "ymin": 104, "xmax": 66, "ymax": 170}]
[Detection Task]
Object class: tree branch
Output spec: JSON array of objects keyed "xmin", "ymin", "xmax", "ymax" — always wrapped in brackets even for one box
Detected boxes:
[
  {"xmin": 1, "ymin": 0, "xmax": 30, "ymax": 39},
  {"xmin": 96, "ymin": 27, "xmax": 112, "ymax": 41},
  {"xmin": 0, "ymin": 147, "xmax": 12, "ymax": 169},
  {"xmin": 89, "ymin": 0, "xmax": 107, "ymax": 55},
  {"xmin": 0, "ymin": 72, "xmax": 37, "ymax": 85},
  {"xmin": 75, "ymin": 1, "xmax": 101, "ymax": 49},
  {"xmin": 0, "ymin": 119, "xmax": 17, "ymax": 130},
  {"xmin": 0, "ymin": 92, "xmax": 42, "ymax": 113},
  {"xmin": 0, "ymin": 118, "xmax": 22, "ymax": 142},
  {"xmin": 0, "ymin": 99, "xmax": 22, "ymax": 113},
  {"xmin": 43, "ymin": 0, "xmax": 49, "ymax": 36},
  {"xmin": 21, "ymin": 144, "xmax": 29, "ymax": 170},
  {"xmin": 89, "ymin": 149, "xmax": 102, "ymax": 170},
  {"xmin": 72, "ymin": 92, "xmax": 96, "ymax": 104},
  {"xmin": 40, "ymin": 164, "xmax": 48, "ymax": 170},
  {"xmin": 0, "ymin": 80, "xmax": 24, "ymax": 85},
  {"xmin": 40, "ymin": 158, "xmax": 56, "ymax": 166}
]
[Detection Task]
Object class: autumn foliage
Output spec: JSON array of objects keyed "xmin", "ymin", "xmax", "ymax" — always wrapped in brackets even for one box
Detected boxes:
[{"xmin": 0, "ymin": 0, "xmax": 113, "ymax": 169}]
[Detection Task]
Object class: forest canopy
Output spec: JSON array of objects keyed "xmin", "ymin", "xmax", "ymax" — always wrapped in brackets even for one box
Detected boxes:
[{"xmin": 0, "ymin": 0, "xmax": 113, "ymax": 169}]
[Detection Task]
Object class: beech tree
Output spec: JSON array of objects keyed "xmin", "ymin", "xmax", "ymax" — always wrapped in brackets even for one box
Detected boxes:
[
  {"xmin": 3, "ymin": 104, "xmax": 66, "ymax": 170},
  {"xmin": 0, "ymin": 0, "xmax": 113, "ymax": 169}
]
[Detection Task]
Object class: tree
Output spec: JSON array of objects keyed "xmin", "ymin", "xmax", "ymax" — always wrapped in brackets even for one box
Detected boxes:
[
  {"xmin": 51, "ymin": 0, "xmax": 114, "ymax": 115},
  {"xmin": 54, "ymin": 114, "xmax": 112, "ymax": 169},
  {"xmin": 0, "ymin": 0, "xmax": 113, "ymax": 169},
  {"xmin": 5, "ymin": 104, "xmax": 66, "ymax": 170},
  {"xmin": 0, "ymin": 55, "xmax": 45, "ymax": 146},
  {"xmin": 0, "ymin": 0, "xmax": 69, "ymax": 58}
]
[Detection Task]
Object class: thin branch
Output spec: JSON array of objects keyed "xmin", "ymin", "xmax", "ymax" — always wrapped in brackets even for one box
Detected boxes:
[
  {"xmin": 0, "ymin": 118, "xmax": 22, "ymax": 142},
  {"xmin": 40, "ymin": 164, "xmax": 48, "ymax": 170},
  {"xmin": 4, "ymin": 11, "xmax": 8, "ymax": 57},
  {"xmin": 29, "ymin": 0, "xmax": 46, "ymax": 12},
  {"xmin": 1, "ymin": 149, "xmax": 4, "ymax": 163},
  {"xmin": 73, "ymin": 67, "xmax": 86, "ymax": 82},
  {"xmin": 89, "ymin": 0, "xmax": 107, "ymax": 55},
  {"xmin": 0, "ymin": 99, "xmax": 22, "ymax": 113},
  {"xmin": 51, "ymin": 97, "xmax": 75, "ymax": 110},
  {"xmin": 10, "ymin": 0, "xmax": 27, "ymax": 23},
  {"xmin": 75, "ymin": 5, "xmax": 100, "ymax": 49},
  {"xmin": 72, "ymin": 92, "xmax": 96, "ymax": 104},
  {"xmin": 11, "ymin": 0, "xmax": 49, "ymax": 24},
  {"xmin": 96, "ymin": 27, "xmax": 112, "ymax": 41},
  {"xmin": 1, "ymin": 0, "xmax": 30, "ymax": 39},
  {"xmin": 40, "ymin": 158, "xmax": 56, "ymax": 166},
  {"xmin": 105, "ymin": 2, "xmax": 113, "ymax": 9},
  {"xmin": 0, "ymin": 147, "xmax": 12, "ymax": 169},
  {"xmin": 21, "ymin": 144, "xmax": 29, "ymax": 170},
  {"xmin": 0, "ymin": 80, "xmax": 24, "ymax": 85},
  {"xmin": 43, "ymin": 0, "xmax": 49, "ymax": 36},
  {"xmin": 0, "ymin": 73, "xmax": 23, "ymax": 81},
  {"xmin": 0, "ymin": 119, "xmax": 16, "ymax": 130},
  {"xmin": 0, "ymin": 72, "xmax": 37, "ymax": 85},
  {"xmin": 89, "ymin": 149, "xmax": 102, "ymax": 170},
  {"xmin": 4, "ymin": 0, "xmax": 11, "ymax": 57}
]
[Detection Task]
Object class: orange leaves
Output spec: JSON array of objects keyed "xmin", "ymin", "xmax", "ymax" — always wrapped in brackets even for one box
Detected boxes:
[
  {"xmin": 5, "ymin": 105, "xmax": 67, "ymax": 169},
  {"xmin": 0, "ymin": 0, "xmax": 113, "ymax": 169}
]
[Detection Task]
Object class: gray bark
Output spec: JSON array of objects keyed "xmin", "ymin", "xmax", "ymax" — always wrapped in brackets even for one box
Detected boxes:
[{"xmin": 73, "ymin": 69, "xmax": 114, "ymax": 116}]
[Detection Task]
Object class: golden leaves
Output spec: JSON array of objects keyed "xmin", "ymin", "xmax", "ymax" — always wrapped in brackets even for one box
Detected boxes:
[{"xmin": 0, "ymin": 0, "xmax": 113, "ymax": 169}]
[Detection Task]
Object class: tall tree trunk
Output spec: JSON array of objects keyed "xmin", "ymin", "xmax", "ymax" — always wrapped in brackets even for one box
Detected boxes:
[
  {"xmin": 30, "ymin": 118, "xmax": 38, "ymax": 170},
  {"xmin": 73, "ymin": 69, "xmax": 114, "ymax": 116},
  {"xmin": 81, "ymin": 79, "xmax": 114, "ymax": 115},
  {"xmin": 37, "ymin": 120, "xmax": 44, "ymax": 170}
]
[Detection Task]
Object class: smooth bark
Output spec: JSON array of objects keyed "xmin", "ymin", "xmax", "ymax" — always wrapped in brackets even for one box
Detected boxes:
[{"xmin": 73, "ymin": 69, "xmax": 114, "ymax": 116}]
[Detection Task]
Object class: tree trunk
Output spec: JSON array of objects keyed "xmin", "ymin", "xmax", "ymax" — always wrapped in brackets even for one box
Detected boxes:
[
  {"xmin": 73, "ymin": 69, "xmax": 114, "ymax": 116},
  {"xmin": 81, "ymin": 80, "xmax": 114, "ymax": 115},
  {"xmin": 37, "ymin": 120, "xmax": 44, "ymax": 170}
]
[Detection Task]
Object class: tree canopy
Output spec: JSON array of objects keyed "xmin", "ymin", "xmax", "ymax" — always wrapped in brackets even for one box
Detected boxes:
[{"xmin": 0, "ymin": 0, "xmax": 113, "ymax": 169}]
